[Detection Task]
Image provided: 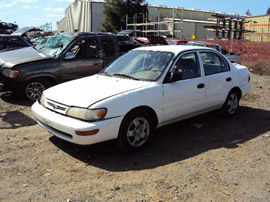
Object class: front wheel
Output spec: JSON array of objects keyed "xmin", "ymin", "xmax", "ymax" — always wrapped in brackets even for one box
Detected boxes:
[
  {"xmin": 24, "ymin": 79, "xmax": 52, "ymax": 101},
  {"xmin": 117, "ymin": 109, "xmax": 154, "ymax": 151},
  {"xmin": 221, "ymin": 91, "xmax": 240, "ymax": 117}
]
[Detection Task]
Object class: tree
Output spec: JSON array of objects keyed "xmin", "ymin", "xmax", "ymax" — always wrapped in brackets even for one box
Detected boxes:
[
  {"xmin": 126, "ymin": 0, "xmax": 148, "ymax": 23},
  {"xmin": 267, "ymin": 7, "xmax": 270, "ymax": 15},
  {"xmin": 102, "ymin": 0, "xmax": 148, "ymax": 33},
  {"xmin": 245, "ymin": 9, "xmax": 252, "ymax": 16}
]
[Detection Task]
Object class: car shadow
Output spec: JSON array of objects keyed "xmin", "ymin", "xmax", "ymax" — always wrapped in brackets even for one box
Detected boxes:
[
  {"xmin": 49, "ymin": 106, "xmax": 270, "ymax": 171},
  {"xmin": 0, "ymin": 111, "xmax": 36, "ymax": 129},
  {"xmin": 0, "ymin": 92, "xmax": 33, "ymax": 107}
]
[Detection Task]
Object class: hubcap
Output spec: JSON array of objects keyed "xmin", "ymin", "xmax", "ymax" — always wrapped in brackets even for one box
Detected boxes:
[
  {"xmin": 127, "ymin": 117, "xmax": 150, "ymax": 147},
  {"xmin": 227, "ymin": 93, "xmax": 238, "ymax": 114},
  {"xmin": 25, "ymin": 82, "xmax": 45, "ymax": 101}
]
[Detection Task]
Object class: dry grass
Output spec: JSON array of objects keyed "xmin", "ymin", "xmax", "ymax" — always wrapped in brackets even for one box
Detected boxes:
[{"xmin": 243, "ymin": 60, "xmax": 270, "ymax": 76}]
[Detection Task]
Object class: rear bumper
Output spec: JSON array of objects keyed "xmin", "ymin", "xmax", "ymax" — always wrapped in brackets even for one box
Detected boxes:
[{"xmin": 241, "ymin": 82, "xmax": 252, "ymax": 97}]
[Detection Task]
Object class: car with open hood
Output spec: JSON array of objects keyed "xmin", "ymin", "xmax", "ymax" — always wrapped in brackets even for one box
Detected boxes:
[{"xmin": 32, "ymin": 45, "xmax": 251, "ymax": 151}]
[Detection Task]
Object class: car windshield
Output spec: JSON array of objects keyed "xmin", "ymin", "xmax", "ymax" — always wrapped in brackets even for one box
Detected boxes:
[
  {"xmin": 102, "ymin": 50, "xmax": 174, "ymax": 81},
  {"xmin": 166, "ymin": 40, "xmax": 177, "ymax": 45},
  {"xmin": 35, "ymin": 33, "xmax": 73, "ymax": 57}
]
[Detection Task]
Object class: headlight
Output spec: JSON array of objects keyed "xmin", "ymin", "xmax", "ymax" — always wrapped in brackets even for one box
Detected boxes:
[
  {"xmin": 2, "ymin": 68, "xmax": 20, "ymax": 78},
  {"xmin": 67, "ymin": 107, "xmax": 107, "ymax": 121},
  {"xmin": 39, "ymin": 95, "xmax": 46, "ymax": 106}
]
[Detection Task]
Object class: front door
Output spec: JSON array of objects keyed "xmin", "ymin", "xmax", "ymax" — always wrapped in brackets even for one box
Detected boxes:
[
  {"xmin": 163, "ymin": 52, "xmax": 206, "ymax": 124},
  {"xmin": 59, "ymin": 37, "xmax": 103, "ymax": 82}
]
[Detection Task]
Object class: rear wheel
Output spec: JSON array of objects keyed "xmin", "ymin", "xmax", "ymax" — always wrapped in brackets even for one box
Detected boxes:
[
  {"xmin": 221, "ymin": 90, "xmax": 240, "ymax": 117},
  {"xmin": 24, "ymin": 79, "xmax": 52, "ymax": 101},
  {"xmin": 117, "ymin": 109, "xmax": 154, "ymax": 151}
]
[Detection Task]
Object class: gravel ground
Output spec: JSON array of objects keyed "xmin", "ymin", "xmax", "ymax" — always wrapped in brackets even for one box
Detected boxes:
[{"xmin": 0, "ymin": 73, "xmax": 269, "ymax": 201}]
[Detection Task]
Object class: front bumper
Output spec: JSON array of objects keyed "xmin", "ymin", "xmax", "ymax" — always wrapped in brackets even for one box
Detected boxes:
[
  {"xmin": 0, "ymin": 76, "xmax": 19, "ymax": 92},
  {"xmin": 31, "ymin": 101, "xmax": 123, "ymax": 145}
]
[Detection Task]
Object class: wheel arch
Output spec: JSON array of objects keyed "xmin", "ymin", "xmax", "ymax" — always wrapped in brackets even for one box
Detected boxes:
[
  {"xmin": 229, "ymin": 86, "xmax": 242, "ymax": 98},
  {"xmin": 125, "ymin": 105, "xmax": 159, "ymax": 128},
  {"xmin": 23, "ymin": 74, "xmax": 58, "ymax": 86}
]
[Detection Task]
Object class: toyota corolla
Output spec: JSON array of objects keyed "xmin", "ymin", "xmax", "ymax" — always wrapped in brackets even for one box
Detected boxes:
[{"xmin": 32, "ymin": 45, "xmax": 251, "ymax": 151}]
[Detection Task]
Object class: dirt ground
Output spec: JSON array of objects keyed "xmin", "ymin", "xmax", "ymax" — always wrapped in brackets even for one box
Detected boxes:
[{"xmin": 0, "ymin": 73, "xmax": 269, "ymax": 201}]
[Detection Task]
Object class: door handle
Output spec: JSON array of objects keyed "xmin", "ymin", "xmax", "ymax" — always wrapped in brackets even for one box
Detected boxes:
[
  {"xmin": 93, "ymin": 62, "xmax": 99, "ymax": 65},
  {"xmin": 226, "ymin": 77, "xmax": 232, "ymax": 82},
  {"xmin": 197, "ymin": 83, "xmax": 205, "ymax": 88}
]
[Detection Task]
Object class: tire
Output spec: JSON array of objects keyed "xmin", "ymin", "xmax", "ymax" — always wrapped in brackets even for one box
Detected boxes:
[
  {"xmin": 221, "ymin": 90, "xmax": 240, "ymax": 117},
  {"xmin": 117, "ymin": 109, "xmax": 154, "ymax": 151},
  {"xmin": 24, "ymin": 79, "xmax": 52, "ymax": 101}
]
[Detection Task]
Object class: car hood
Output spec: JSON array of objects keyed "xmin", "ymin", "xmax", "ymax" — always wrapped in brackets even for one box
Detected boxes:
[
  {"xmin": 43, "ymin": 75, "xmax": 151, "ymax": 108},
  {"xmin": 11, "ymin": 27, "xmax": 42, "ymax": 36},
  {"xmin": 0, "ymin": 47, "xmax": 52, "ymax": 68}
]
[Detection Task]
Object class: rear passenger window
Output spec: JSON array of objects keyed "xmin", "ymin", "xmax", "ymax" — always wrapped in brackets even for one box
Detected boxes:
[
  {"xmin": 199, "ymin": 52, "xmax": 229, "ymax": 76},
  {"xmin": 101, "ymin": 37, "xmax": 115, "ymax": 57}
]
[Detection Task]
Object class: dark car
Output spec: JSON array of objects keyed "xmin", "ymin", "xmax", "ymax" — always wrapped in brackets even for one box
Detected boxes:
[
  {"xmin": 0, "ymin": 32, "xmax": 122, "ymax": 101},
  {"xmin": 0, "ymin": 34, "xmax": 33, "ymax": 51},
  {"xmin": 0, "ymin": 27, "xmax": 42, "ymax": 52},
  {"xmin": 0, "ymin": 21, "xmax": 18, "ymax": 34}
]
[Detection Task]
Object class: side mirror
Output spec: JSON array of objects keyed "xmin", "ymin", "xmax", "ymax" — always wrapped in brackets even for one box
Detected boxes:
[
  {"xmin": 164, "ymin": 72, "xmax": 183, "ymax": 83},
  {"xmin": 64, "ymin": 52, "xmax": 76, "ymax": 60}
]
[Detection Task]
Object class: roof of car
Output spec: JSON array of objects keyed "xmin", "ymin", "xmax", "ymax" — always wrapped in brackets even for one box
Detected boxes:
[
  {"xmin": 134, "ymin": 45, "xmax": 214, "ymax": 55},
  {"xmin": 186, "ymin": 41, "xmax": 219, "ymax": 46}
]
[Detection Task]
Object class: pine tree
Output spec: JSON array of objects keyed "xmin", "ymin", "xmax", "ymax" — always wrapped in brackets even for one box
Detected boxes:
[
  {"xmin": 245, "ymin": 9, "xmax": 252, "ymax": 16},
  {"xmin": 267, "ymin": 7, "xmax": 270, "ymax": 15},
  {"xmin": 102, "ymin": 0, "xmax": 148, "ymax": 33}
]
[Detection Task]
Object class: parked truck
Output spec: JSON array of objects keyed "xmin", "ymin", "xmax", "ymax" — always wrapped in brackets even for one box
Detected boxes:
[{"xmin": 0, "ymin": 32, "xmax": 123, "ymax": 100}]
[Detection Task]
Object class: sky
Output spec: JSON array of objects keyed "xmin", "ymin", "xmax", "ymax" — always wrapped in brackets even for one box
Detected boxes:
[{"xmin": 0, "ymin": 0, "xmax": 269, "ymax": 31}]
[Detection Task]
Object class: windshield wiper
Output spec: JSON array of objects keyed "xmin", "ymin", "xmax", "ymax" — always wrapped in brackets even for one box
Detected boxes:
[
  {"xmin": 112, "ymin": 73, "xmax": 139, "ymax": 80},
  {"xmin": 99, "ymin": 71, "xmax": 112, "ymax": 77}
]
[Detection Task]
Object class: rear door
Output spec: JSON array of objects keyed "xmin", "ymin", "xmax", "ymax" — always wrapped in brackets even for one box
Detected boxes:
[
  {"xmin": 100, "ymin": 36, "xmax": 119, "ymax": 68},
  {"xmin": 59, "ymin": 36, "xmax": 103, "ymax": 81},
  {"xmin": 199, "ymin": 51, "xmax": 233, "ymax": 109}
]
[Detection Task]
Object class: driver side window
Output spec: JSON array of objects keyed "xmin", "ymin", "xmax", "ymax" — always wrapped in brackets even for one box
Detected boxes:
[
  {"xmin": 70, "ymin": 38, "xmax": 99, "ymax": 59},
  {"xmin": 172, "ymin": 52, "xmax": 200, "ymax": 80}
]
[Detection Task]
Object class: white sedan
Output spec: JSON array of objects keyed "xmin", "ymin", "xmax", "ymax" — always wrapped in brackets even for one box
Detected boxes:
[{"xmin": 32, "ymin": 45, "xmax": 251, "ymax": 151}]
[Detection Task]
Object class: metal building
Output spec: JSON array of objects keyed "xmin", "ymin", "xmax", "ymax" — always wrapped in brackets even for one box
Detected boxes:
[
  {"xmin": 244, "ymin": 15, "xmax": 270, "ymax": 42},
  {"xmin": 57, "ymin": 0, "xmax": 243, "ymax": 40}
]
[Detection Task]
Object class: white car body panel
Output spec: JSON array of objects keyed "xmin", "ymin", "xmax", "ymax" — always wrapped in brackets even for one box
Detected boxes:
[
  {"xmin": 163, "ymin": 77, "xmax": 206, "ymax": 124},
  {"xmin": 43, "ymin": 75, "xmax": 151, "ymax": 108},
  {"xmin": 204, "ymin": 71, "xmax": 233, "ymax": 109},
  {"xmin": 32, "ymin": 101, "xmax": 123, "ymax": 145},
  {"xmin": 31, "ymin": 45, "xmax": 251, "ymax": 146}
]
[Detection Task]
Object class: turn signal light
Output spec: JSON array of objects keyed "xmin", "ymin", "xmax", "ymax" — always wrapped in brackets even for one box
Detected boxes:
[{"xmin": 75, "ymin": 129, "xmax": 99, "ymax": 136}]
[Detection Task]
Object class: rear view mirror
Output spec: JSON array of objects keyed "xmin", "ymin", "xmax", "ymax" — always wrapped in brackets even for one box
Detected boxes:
[{"xmin": 64, "ymin": 52, "xmax": 76, "ymax": 60}]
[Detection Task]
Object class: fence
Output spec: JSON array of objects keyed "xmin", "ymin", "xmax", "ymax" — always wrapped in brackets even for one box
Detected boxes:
[{"xmin": 203, "ymin": 40, "xmax": 270, "ymax": 64}]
